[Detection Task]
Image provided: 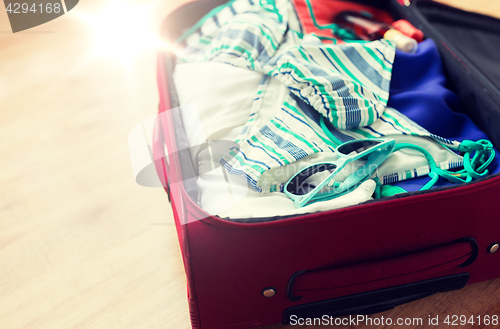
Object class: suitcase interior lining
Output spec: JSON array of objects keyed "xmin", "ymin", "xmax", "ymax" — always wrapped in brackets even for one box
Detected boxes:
[
  {"xmin": 417, "ymin": 1, "xmax": 500, "ymax": 90},
  {"xmin": 163, "ymin": 52, "xmax": 200, "ymax": 203},
  {"xmin": 390, "ymin": 0, "xmax": 500, "ymax": 148}
]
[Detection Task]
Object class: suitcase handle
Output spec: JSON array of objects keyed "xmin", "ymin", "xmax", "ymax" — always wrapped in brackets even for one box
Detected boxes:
[
  {"xmin": 283, "ymin": 273, "xmax": 470, "ymax": 323},
  {"xmin": 287, "ymin": 237, "xmax": 478, "ymax": 301}
]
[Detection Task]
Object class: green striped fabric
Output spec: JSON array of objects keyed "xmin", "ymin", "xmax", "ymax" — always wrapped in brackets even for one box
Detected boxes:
[
  {"xmin": 179, "ymin": 0, "xmax": 395, "ymax": 130},
  {"xmin": 177, "ymin": 0, "xmax": 463, "ymax": 193}
]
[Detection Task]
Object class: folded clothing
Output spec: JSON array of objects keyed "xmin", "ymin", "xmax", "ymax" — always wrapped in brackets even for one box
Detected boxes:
[
  {"xmin": 173, "ymin": 38, "xmax": 498, "ymax": 219},
  {"xmin": 174, "ymin": 62, "xmax": 378, "ymax": 218},
  {"xmin": 176, "ymin": 0, "xmax": 490, "ymax": 195}
]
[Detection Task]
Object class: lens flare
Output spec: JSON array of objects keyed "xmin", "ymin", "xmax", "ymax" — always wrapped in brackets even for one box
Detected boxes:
[{"xmin": 76, "ymin": 0, "xmax": 168, "ymax": 65}]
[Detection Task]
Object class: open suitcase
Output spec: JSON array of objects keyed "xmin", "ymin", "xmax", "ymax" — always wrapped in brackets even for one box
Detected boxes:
[{"xmin": 154, "ymin": 0, "xmax": 500, "ymax": 328}]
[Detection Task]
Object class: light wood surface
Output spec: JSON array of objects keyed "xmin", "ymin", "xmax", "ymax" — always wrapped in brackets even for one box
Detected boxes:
[{"xmin": 1, "ymin": 1, "xmax": 499, "ymax": 329}]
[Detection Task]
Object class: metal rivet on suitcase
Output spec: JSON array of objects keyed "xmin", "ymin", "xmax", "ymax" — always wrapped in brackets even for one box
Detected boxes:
[
  {"xmin": 489, "ymin": 243, "xmax": 499, "ymax": 254},
  {"xmin": 262, "ymin": 288, "xmax": 276, "ymax": 298}
]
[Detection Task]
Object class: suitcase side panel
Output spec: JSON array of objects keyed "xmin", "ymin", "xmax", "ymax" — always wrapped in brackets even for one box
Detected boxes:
[
  {"xmin": 156, "ymin": 51, "xmax": 203, "ymax": 328},
  {"xmin": 184, "ymin": 175, "xmax": 500, "ymax": 328}
]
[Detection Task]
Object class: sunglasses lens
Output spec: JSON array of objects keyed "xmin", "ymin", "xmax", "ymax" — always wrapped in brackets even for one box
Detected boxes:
[
  {"xmin": 337, "ymin": 140, "xmax": 382, "ymax": 155},
  {"xmin": 286, "ymin": 163, "xmax": 337, "ymax": 196}
]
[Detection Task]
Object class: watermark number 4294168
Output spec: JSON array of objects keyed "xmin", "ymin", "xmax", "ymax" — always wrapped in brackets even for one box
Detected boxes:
[{"xmin": 2, "ymin": 0, "xmax": 79, "ymax": 32}]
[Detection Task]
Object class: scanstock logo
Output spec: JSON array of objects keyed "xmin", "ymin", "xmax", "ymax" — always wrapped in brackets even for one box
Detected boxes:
[{"xmin": 4, "ymin": 0, "xmax": 79, "ymax": 32}]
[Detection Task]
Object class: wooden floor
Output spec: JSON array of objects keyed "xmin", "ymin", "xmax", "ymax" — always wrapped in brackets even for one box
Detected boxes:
[{"xmin": 1, "ymin": 0, "xmax": 500, "ymax": 328}]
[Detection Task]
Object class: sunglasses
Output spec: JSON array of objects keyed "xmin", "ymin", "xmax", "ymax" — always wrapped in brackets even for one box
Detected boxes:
[{"xmin": 284, "ymin": 138, "xmax": 396, "ymax": 208}]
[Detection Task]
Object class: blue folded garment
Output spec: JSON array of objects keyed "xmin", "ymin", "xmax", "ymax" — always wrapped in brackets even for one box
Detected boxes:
[{"xmin": 388, "ymin": 39, "xmax": 499, "ymax": 191}]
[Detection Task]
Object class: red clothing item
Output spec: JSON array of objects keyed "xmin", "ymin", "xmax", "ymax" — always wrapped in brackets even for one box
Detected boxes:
[{"xmin": 292, "ymin": 0, "xmax": 394, "ymax": 42}]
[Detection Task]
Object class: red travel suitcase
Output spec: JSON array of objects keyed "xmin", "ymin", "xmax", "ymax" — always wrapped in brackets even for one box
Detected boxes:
[{"xmin": 153, "ymin": 0, "xmax": 500, "ymax": 327}]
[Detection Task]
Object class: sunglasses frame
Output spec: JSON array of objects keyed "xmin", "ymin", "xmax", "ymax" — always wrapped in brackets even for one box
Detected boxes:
[{"xmin": 284, "ymin": 138, "xmax": 396, "ymax": 208}]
